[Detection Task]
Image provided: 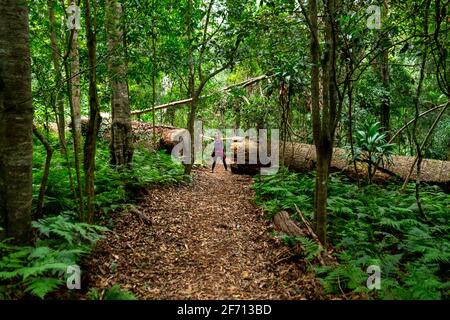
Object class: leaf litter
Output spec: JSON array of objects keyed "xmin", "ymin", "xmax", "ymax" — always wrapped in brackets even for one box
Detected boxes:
[{"xmin": 84, "ymin": 167, "xmax": 323, "ymax": 299}]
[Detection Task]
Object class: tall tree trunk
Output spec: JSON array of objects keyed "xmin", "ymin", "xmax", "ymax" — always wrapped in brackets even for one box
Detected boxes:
[
  {"xmin": 106, "ymin": 0, "xmax": 133, "ymax": 166},
  {"xmin": 379, "ymin": 0, "xmax": 390, "ymax": 136},
  {"xmin": 184, "ymin": 95, "xmax": 197, "ymax": 175},
  {"xmin": 307, "ymin": 0, "xmax": 338, "ymax": 245},
  {"xmin": 308, "ymin": 0, "xmax": 323, "ymax": 243},
  {"xmin": 317, "ymin": 0, "xmax": 338, "ymax": 245},
  {"xmin": 151, "ymin": 19, "xmax": 158, "ymax": 149},
  {"xmin": 0, "ymin": 0, "xmax": 33, "ymax": 244},
  {"xmin": 408, "ymin": 0, "xmax": 431, "ymax": 219},
  {"xmin": 184, "ymin": 0, "xmax": 195, "ymax": 175},
  {"xmin": 67, "ymin": 0, "xmax": 84, "ymax": 211},
  {"xmin": 315, "ymin": 144, "xmax": 332, "ymax": 243},
  {"xmin": 83, "ymin": 0, "xmax": 102, "ymax": 222},
  {"xmin": 48, "ymin": 0, "xmax": 66, "ymax": 152},
  {"xmin": 379, "ymin": 50, "xmax": 390, "ymax": 134}
]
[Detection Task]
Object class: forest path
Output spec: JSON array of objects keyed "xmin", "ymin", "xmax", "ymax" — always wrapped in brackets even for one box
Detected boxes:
[{"xmin": 86, "ymin": 167, "xmax": 319, "ymax": 299}]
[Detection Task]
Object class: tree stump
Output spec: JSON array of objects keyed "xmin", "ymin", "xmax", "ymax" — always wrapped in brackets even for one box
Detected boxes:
[{"xmin": 273, "ymin": 211, "xmax": 305, "ymax": 237}]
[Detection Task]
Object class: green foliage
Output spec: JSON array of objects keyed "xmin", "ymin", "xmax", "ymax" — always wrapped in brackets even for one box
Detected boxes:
[
  {"xmin": 0, "ymin": 139, "xmax": 188, "ymax": 300},
  {"xmin": 24, "ymin": 278, "xmax": 64, "ymax": 300},
  {"xmin": 0, "ymin": 215, "xmax": 107, "ymax": 299},
  {"xmin": 315, "ymin": 253, "xmax": 369, "ymax": 295},
  {"xmin": 2, "ymin": 133, "xmax": 188, "ymax": 300},
  {"xmin": 352, "ymin": 122, "xmax": 395, "ymax": 183},
  {"xmin": 32, "ymin": 137, "xmax": 189, "ymax": 216},
  {"xmin": 280, "ymin": 236, "xmax": 323, "ymax": 262},
  {"xmin": 32, "ymin": 214, "xmax": 109, "ymax": 248},
  {"xmin": 92, "ymin": 141, "xmax": 189, "ymax": 214},
  {"xmin": 252, "ymin": 167, "xmax": 314, "ymax": 219},
  {"xmin": 354, "ymin": 122, "xmax": 394, "ymax": 160},
  {"xmin": 253, "ymin": 170, "xmax": 450, "ymax": 300},
  {"xmin": 88, "ymin": 285, "xmax": 138, "ymax": 300},
  {"xmin": 427, "ymin": 117, "xmax": 450, "ymax": 160}
]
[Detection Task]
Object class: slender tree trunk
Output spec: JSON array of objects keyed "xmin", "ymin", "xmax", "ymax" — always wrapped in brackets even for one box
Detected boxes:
[
  {"xmin": 234, "ymin": 105, "xmax": 241, "ymax": 129},
  {"xmin": 379, "ymin": 1, "xmax": 390, "ymax": 136},
  {"xmin": 184, "ymin": 95, "xmax": 197, "ymax": 175},
  {"xmin": 184, "ymin": 0, "xmax": 195, "ymax": 175},
  {"xmin": 106, "ymin": 0, "xmax": 133, "ymax": 166},
  {"xmin": 408, "ymin": 0, "xmax": 431, "ymax": 218},
  {"xmin": 316, "ymin": 0, "xmax": 332, "ymax": 246},
  {"xmin": 83, "ymin": 0, "xmax": 102, "ymax": 222},
  {"xmin": 67, "ymin": 0, "xmax": 84, "ymax": 211},
  {"xmin": 347, "ymin": 76, "xmax": 359, "ymax": 182},
  {"xmin": 49, "ymin": 0, "xmax": 77, "ymax": 199},
  {"xmin": 33, "ymin": 125, "xmax": 53, "ymax": 220},
  {"xmin": 164, "ymin": 81, "xmax": 179, "ymax": 125},
  {"xmin": 308, "ymin": 0, "xmax": 338, "ymax": 245},
  {"xmin": 315, "ymin": 145, "xmax": 332, "ymax": 244},
  {"xmin": 308, "ymin": 0, "xmax": 324, "ymax": 243},
  {"xmin": 151, "ymin": 21, "xmax": 158, "ymax": 149},
  {"xmin": 379, "ymin": 49, "xmax": 390, "ymax": 134},
  {"xmin": 0, "ymin": 0, "xmax": 33, "ymax": 244},
  {"xmin": 47, "ymin": 0, "xmax": 66, "ymax": 152}
]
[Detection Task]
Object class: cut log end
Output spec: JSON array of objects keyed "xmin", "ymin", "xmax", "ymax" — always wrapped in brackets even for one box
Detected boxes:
[{"xmin": 273, "ymin": 211, "xmax": 305, "ymax": 237}]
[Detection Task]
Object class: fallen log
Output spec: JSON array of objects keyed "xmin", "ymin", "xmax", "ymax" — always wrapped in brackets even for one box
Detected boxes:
[
  {"xmin": 94, "ymin": 120, "xmax": 450, "ymax": 189},
  {"xmin": 157, "ymin": 126, "xmax": 188, "ymax": 152},
  {"xmin": 273, "ymin": 211, "xmax": 325, "ymax": 265},
  {"xmin": 101, "ymin": 121, "xmax": 188, "ymax": 153},
  {"xmin": 128, "ymin": 206, "xmax": 151, "ymax": 225},
  {"xmin": 229, "ymin": 139, "xmax": 450, "ymax": 190},
  {"xmin": 228, "ymin": 137, "xmax": 273, "ymax": 174},
  {"xmin": 273, "ymin": 211, "xmax": 305, "ymax": 237},
  {"xmin": 282, "ymin": 142, "xmax": 450, "ymax": 188}
]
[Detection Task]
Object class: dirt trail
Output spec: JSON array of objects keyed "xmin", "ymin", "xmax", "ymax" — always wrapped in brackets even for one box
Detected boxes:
[{"xmin": 86, "ymin": 167, "xmax": 320, "ymax": 299}]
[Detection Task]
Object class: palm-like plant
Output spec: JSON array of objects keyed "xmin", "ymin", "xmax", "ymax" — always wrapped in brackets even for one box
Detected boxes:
[{"xmin": 354, "ymin": 122, "xmax": 394, "ymax": 183}]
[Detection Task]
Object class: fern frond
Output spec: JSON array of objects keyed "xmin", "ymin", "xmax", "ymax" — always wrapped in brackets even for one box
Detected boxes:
[{"xmin": 24, "ymin": 278, "xmax": 64, "ymax": 299}]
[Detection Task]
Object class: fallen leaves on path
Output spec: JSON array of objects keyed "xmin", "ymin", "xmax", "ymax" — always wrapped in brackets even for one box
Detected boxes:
[{"xmin": 85, "ymin": 167, "xmax": 323, "ymax": 299}]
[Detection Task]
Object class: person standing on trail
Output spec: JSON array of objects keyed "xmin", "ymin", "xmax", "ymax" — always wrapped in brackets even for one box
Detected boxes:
[{"xmin": 211, "ymin": 134, "xmax": 227, "ymax": 173}]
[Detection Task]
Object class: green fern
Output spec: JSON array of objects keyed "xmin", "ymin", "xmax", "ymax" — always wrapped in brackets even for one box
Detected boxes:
[
  {"xmin": 88, "ymin": 285, "xmax": 138, "ymax": 300},
  {"xmin": 297, "ymin": 237, "xmax": 323, "ymax": 261},
  {"xmin": 315, "ymin": 262, "xmax": 368, "ymax": 295},
  {"xmin": 254, "ymin": 169, "xmax": 450, "ymax": 300},
  {"xmin": 280, "ymin": 235, "xmax": 323, "ymax": 262},
  {"xmin": 32, "ymin": 215, "xmax": 109, "ymax": 247},
  {"xmin": 24, "ymin": 278, "xmax": 64, "ymax": 299},
  {"xmin": 0, "ymin": 216, "xmax": 108, "ymax": 299}
]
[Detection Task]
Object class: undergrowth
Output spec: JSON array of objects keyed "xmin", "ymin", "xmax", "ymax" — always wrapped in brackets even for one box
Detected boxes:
[
  {"xmin": 0, "ymin": 217, "xmax": 108, "ymax": 299},
  {"xmin": 253, "ymin": 167, "xmax": 450, "ymax": 300},
  {"xmin": 0, "ymin": 135, "xmax": 187, "ymax": 299},
  {"xmin": 88, "ymin": 284, "xmax": 137, "ymax": 300},
  {"xmin": 32, "ymin": 135, "xmax": 190, "ymax": 216}
]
